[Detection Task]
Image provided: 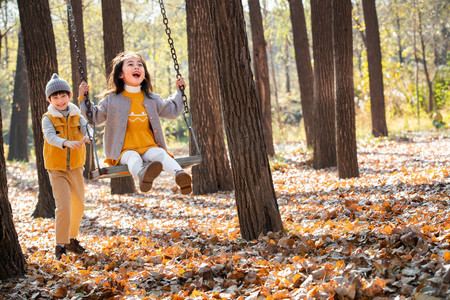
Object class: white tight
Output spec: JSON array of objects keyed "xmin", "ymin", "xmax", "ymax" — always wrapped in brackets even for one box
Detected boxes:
[{"xmin": 119, "ymin": 147, "xmax": 182, "ymax": 177}]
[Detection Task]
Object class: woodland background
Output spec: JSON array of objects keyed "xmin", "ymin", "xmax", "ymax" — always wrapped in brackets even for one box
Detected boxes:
[
  {"xmin": 0, "ymin": 0, "xmax": 448, "ymax": 145},
  {"xmin": 0, "ymin": 0, "xmax": 449, "ymax": 299}
]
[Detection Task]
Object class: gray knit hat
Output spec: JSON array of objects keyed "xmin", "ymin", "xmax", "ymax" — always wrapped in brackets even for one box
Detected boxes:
[{"xmin": 45, "ymin": 73, "xmax": 71, "ymax": 98}]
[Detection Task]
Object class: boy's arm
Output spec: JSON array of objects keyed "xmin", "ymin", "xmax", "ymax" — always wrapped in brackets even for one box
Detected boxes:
[{"xmin": 42, "ymin": 116, "xmax": 67, "ymax": 149}]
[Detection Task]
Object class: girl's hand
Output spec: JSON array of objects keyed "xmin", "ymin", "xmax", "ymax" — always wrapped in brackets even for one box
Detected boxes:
[
  {"xmin": 176, "ymin": 77, "xmax": 186, "ymax": 91},
  {"xmin": 78, "ymin": 81, "xmax": 90, "ymax": 99}
]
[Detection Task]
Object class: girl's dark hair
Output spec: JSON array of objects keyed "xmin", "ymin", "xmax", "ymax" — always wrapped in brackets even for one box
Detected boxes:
[{"xmin": 98, "ymin": 52, "xmax": 153, "ymax": 98}]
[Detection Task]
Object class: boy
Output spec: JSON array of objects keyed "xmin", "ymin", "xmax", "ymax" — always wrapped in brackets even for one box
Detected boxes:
[{"xmin": 42, "ymin": 73, "xmax": 91, "ymax": 259}]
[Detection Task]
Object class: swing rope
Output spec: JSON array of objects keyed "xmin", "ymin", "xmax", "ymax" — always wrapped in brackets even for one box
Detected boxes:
[
  {"xmin": 158, "ymin": 0, "xmax": 201, "ymax": 157},
  {"xmin": 66, "ymin": 0, "xmax": 103, "ymax": 176},
  {"xmin": 66, "ymin": 0, "xmax": 201, "ymax": 180}
]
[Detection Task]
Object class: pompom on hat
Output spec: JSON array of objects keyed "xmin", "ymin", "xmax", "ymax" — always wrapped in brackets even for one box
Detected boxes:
[{"xmin": 45, "ymin": 73, "xmax": 71, "ymax": 98}]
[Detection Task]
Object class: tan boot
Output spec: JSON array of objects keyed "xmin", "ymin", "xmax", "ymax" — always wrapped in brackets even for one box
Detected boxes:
[
  {"xmin": 175, "ymin": 170, "xmax": 192, "ymax": 195},
  {"xmin": 138, "ymin": 161, "xmax": 163, "ymax": 192}
]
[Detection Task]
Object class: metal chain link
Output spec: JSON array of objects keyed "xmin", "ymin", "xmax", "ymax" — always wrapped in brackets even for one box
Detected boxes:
[
  {"xmin": 158, "ymin": 0, "xmax": 190, "ymax": 119},
  {"xmin": 67, "ymin": 0, "xmax": 93, "ymax": 125}
]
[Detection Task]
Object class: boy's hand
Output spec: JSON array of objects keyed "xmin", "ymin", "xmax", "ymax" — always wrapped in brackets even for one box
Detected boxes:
[
  {"xmin": 64, "ymin": 140, "xmax": 84, "ymax": 149},
  {"xmin": 81, "ymin": 136, "xmax": 91, "ymax": 144},
  {"xmin": 176, "ymin": 77, "xmax": 186, "ymax": 91},
  {"xmin": 78, "ymin": 81, "xmax": 89, "ymax": 100}
]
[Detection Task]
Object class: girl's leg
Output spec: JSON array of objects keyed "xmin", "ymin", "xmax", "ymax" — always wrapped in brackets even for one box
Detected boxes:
[
  {"xmin": 121, "ymin": 150, "xmax": 162, "ymax": 192},
  {"xmin": 120, "ymin": 150, "xmax": 143, "ymax": 177},
  {"xmin": 142, "ymin": 147, "xmax": 181, "ymax": 176},
  {"xmin": 142, "ymin": 147, "xmax": 192, "ymax": 194}
]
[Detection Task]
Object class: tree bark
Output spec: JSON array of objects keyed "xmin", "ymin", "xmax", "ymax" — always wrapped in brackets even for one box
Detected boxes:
[
  {"xmin": 417, "ymin": 7, "xmax": 434, "ymax": 113},
  {"xmin": 101, "ymin": 0, "xmax": 135, "ymax": 194},
  {"xmin": 18, "ymin": 0, "xmax": 56, "ymax": 218},
  {"xmin": 333, "ymin": 0, "xmax": 359, "ymax": 179},
  {"xmin": 311, "ymin": 0, "xmax": 336, "ymax": 169},
  {"xmin": 207, "ymin": 0, "xmax": 283, "ymax": 240},
  {"xmin": 288, "ymin": 0, "xmax": 315, "ymax": 148},
  {"xmin": 248, "ymin": 0, "xmax": 274, "ymax": 157},
  {"xmin": 8, "ymin": 30, "xmax": 29, "ymax": 162},
  {"xmin": 0, "ymin": 107, "xmax": 26, "ymax": 280},
  {"xmin": 186, "ymin": 0, "xmax": 234, "ymax": 195},
  {"xmin": 362, "ymin": 0, "xmax": 388, "ymax": 137}
]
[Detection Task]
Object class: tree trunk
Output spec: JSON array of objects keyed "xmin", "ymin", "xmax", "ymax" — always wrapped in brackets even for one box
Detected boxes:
[
  {"xmin": 18, "ymin": 0, "xmax": 56, "ymax": 218},
  {"xmin": 417, "ymin": 7, "xmax": 434, "ymax": 113},
  {"xmin": 248, "ymin": 0, "xmax": 274, "ymax": 157},
  {"xmin": 362, "ymin": 0, "xmax": 388, "ymax": 137},
  {"xmin": 101, "ymin": 0, "xmax": 135, "ymax": 194},
  {"xmin": 284, "ymin": 37, "xmax": 291, "ymax": 93},
  {"xmin": 311, "ymin": 0, "xmax": 336, "ymax": 169},
  {"xmin": 0, "ymin": 107, "xmax": 26, "ymax": 280},
  {"xmin": 333, "ymin": 0, "xmax": 359, "ymax": 179},
  {"xmin": 186, "ymin": 0, "xmax": 233, "ymax": 195},
  {"xmin": 102, "ymin": 0, "xmax": 124, "ymax": 76},
  {"xmin": 288, "ymin": 0, "xmax": 315, "ymax": 148},
  {"xmin": 8, "ymin": 31, "xmax": 29, "ymax": 162},
  {"xmin": 207, "ymin": 0, "xmax": 283, "ymax": 240}
]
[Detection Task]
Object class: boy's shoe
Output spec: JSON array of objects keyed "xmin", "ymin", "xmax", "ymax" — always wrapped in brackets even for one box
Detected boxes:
[
  {"xmin": 55, "ymin": 245, "xmax": 66, "ymax": 260},
  {"xmin": 65, "ymin": 238, "xmax": 86, "ymax": 255},
  {"xmin": 138, "ymin": 161, "xmax": 163, "ymax": 192},
  {"xmin": 175, "ymin": 170, "xmax": 192, "ymax": 195}
]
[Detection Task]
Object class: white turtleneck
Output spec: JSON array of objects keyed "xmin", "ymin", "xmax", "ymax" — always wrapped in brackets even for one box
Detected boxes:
[{"xmin": 124, "ymin": 84, "xmax": 141, "ymax": 93}]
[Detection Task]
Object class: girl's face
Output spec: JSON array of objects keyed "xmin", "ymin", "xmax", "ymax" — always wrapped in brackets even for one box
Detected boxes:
[{"xmin": 119, "ymin": 56, "xmax": 145, "ymax": 87}]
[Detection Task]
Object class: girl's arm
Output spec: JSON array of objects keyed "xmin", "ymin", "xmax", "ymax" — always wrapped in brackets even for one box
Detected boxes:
[
  {"xmin": 78, "ymin": 81, "xmax": 108, "ymax": 125},
  {"xmin": 157, "ymin": 77, "xmax": 186, "ymax": 118}
]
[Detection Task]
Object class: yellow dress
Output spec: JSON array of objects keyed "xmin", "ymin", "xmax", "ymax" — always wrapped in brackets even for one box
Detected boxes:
[{"xmin": 104, "ymin": 90, "xmax": 157, "ymax": 166}]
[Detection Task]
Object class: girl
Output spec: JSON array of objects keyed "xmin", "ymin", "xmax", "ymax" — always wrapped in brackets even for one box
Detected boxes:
[{"xmin": 79, "ymin": 51, "xmax": 192, "ymax": 194}]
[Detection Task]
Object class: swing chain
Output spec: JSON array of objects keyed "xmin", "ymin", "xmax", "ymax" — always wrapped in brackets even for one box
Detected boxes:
[
  {"xmin": 158, "ymin": 0, "xmax": 190, "ymax": 120},
  {"xmin": 66, "ymin": 0, "xmax": 93, "ymax": 125}
]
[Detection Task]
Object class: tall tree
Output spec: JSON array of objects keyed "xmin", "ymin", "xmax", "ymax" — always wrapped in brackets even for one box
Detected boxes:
[
  {"xmin": 186, "ymin": 0, "xmax": 234, "ymax": 195},
  {"xmin": 8, "ymin": 31, "xmax": 29, "ymax": 162},
  {"xmin": 416, "ymin": 3, "xmax": 435, "ymax": 113},
  {"xmin": 311, "ymin": 0, "xmax": 336, "ymax": 169},
  {"xmin": 207, "ymin": 0, "xmax": 283, "ymax": 240},
  {"xmin": 18, "ymin": 0, "xmax": 56, "ymax": 218},
  {"xmin": 362, "ymin": 0, "xmax": 388, "ymax": 137},
  {"xmin": 101, "ymin": 0, "xmax": 135, "ymax": 194},
  {"xmin": 333, "ymin": 0, "xmax": 359, "ymax": 179},
  {"xmin": 248, "ymin": 0, "xmax": 274, "ymax": 156},
  {"xmin": 288, "ymin": 0, "xmax": 315, "ymax": 147},
  {"xmin": 0, "ymin": 107, "xmax": 26, "ymax": 280}
]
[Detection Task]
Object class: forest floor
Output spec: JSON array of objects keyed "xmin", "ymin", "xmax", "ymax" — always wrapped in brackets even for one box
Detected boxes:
[{"xmin": 1, "ymin": 130, "xmax": 449, "ymax": 299}]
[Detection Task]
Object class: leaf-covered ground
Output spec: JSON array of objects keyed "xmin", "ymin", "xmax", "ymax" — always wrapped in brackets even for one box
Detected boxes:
[{"xmin": 1, "ymin": 131, "xmax": 449, "ymax": 299}]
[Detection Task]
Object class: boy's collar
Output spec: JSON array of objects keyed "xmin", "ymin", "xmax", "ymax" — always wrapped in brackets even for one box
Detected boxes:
[{"xmin": 47, "ymin": 103, "xmax": 80, "ymax": 118}]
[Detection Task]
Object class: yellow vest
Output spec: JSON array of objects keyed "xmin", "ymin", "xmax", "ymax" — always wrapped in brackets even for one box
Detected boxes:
[{"xmin": 43, "ymin": 112, "xmax": 86, "ymax": 170}]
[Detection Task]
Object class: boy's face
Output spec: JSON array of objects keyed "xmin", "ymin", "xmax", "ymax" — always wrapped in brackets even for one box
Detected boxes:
[{"xmin": 47, "ymin": 92, "xmax": 72, "ymax": 111}]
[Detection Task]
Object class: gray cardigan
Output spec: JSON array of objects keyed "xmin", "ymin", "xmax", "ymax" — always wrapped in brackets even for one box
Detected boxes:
[{"xmin": 80, "ymin": 90, "xmax": 183, "ymax": 161}]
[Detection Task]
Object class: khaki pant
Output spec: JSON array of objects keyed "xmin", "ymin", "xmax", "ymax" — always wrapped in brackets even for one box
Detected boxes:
[{"xmin": 48, "ymin": 167, "xmax": 85, "ymax": 245}]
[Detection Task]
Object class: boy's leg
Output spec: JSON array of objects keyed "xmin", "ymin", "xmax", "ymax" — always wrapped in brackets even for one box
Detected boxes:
[
  {"xmin": 48, "ymin": 170, "xmax": 71, "ymax": 245},
  {"xmin": 68, "ymin": 167, "xmax": 85, "ymax": 240}
]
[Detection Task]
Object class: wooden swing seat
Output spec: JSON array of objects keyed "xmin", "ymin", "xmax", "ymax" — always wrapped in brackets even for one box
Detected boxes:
[{"xmin": 88, "ymin": 155, "xmax": 202, "ymax": 180}]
